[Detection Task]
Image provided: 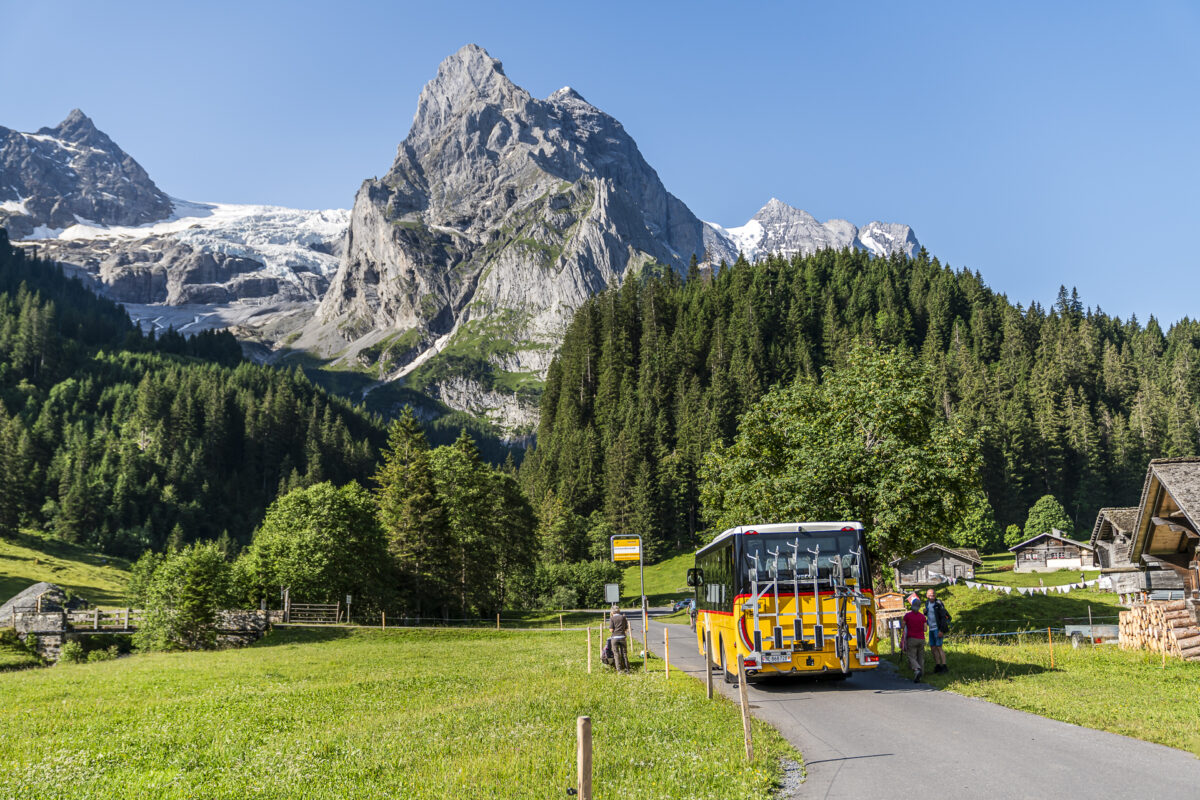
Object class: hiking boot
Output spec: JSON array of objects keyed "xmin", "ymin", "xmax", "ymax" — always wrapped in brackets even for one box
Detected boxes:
[{"xmin": 913, "ymin": 669, "xmax": 922, "ymax": 683}]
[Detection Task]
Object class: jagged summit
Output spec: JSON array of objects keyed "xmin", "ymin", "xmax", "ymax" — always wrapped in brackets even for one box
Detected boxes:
[
  {"xmin": 307, "ymin": 45, "xmax": 707, "ymax": 381},
  {"xmin": 0, "ymin": 110, "xmax": 172, "ymax": 238},
  {"xmin": 703, "ymin": 197, "xmax": 919, "ymax": 263}
]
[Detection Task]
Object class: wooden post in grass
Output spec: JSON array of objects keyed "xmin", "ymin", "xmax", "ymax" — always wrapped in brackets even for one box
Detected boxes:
[
  {"xmin": 705, "ymin": 615, "xmax": 714, "ymax": 700},
  {"xmin": 577, "ymin": 716, "xmax": 593, "ymax": 800},
  {"xmin": 738, "ymin": 654, "xmax": 753, "ymax": 760},
  {"xmin": 1088, "ymin": 605, "xmax": 1095, "ymax": 647},
  {"xmin": 1047, "ymin": 627, "xmax": 1055, "ymax": 668},
  {"xmin": 381, "ymin": 612, "xmax": 386, "ymax": 630},
  {"xmin": 664, "ymin": 628, "xmax": 670, "ymax": 678},
  {"xmin": 496, "ymin": 613, "xmax": 500, "ymax": 630},
  {"xmin": 560, "ymin": 613, "xmax": 564, "ymax": 631},
  {"xmin": 93, "ymin": 608, "xmax": 99, "ymax": 630},
  {"xmin": 587, "ymin": 627, "xmax": 592, "ymax": 674}
]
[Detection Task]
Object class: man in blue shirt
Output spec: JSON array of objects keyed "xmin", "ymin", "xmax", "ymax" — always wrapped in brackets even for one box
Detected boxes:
[{"xmin": 925, "ymin": 588, "xmax": 949, "ymax": 673}]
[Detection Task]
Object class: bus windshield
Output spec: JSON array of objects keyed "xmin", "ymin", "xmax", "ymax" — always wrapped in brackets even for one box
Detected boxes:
[{"xmin": 741, "ymin": 531, "xmax": 864, "ymax": 584}]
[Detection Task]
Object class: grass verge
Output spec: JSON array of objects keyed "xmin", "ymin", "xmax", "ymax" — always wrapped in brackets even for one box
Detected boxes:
[
  {"xmin": 883, "ymin": 636, "xmax": 1200, "ymax": 756},
  {"xmin": 0, "ymin": 627, "xmax": 797, "ymax": 799}
]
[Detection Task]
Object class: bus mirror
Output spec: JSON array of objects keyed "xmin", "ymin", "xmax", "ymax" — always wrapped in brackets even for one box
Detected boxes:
[{"xmin": 686, "ymin": 568, "xmax": 703, "ymax": 587}]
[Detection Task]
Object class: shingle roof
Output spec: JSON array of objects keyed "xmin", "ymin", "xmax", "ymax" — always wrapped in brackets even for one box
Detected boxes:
[
  {"xmin": 1090, "ymin": 507, "xmax": 1138, "ymax": 546},
  {"xmin": 1128, "ymin": 457, "xmax": 1200, "ymax": 561},
  {"xmin": 1008, "ymin": 531, "xmax": 1096, "ymax": 553},
  {"xmin": 888, "ymin": 542, "xmax": 983, "ymax": 566}
]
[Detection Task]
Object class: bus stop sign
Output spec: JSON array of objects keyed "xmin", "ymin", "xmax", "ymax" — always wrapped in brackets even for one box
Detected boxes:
[{"xmin": 611, "ymin": 537, "xmax": 642, "ymax": 561}]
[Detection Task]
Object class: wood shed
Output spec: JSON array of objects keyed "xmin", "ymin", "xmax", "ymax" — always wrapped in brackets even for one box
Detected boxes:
[{"xmin": 889, "ymin": 544, "xmax": 982, "ymax": 590}]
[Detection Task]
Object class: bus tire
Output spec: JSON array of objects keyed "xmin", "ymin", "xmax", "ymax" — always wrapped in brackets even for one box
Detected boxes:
[{"xmin": 720, "ymin": 639, "xmax": 736, "ymax": 684}]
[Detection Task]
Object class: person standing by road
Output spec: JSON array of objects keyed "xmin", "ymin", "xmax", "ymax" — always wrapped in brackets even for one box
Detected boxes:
[
  {"xmin": 901, "ymin": 597, "xmax": 927, "ymax": 682},
  {"xmin": 924, "ymin": 588, "xmax": 950, "ymax": 673},
  {"xmin": 609, "ymin": 604, "xmax": 630, "ymax": 673}
]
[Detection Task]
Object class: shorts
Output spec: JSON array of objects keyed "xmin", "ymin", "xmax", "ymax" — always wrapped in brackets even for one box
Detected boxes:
[{"xmin": 928, "ymin": 629, "xmax": 944, "ymax": 647}]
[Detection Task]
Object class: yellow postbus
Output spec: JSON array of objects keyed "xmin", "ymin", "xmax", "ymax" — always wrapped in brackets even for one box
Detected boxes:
[{"xmin": 688, "ymin": 521, "xmax": 879, "ymax": 681}]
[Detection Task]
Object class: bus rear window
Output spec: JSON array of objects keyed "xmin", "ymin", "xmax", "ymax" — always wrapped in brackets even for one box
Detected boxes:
[{"xmin": 742, "ymin": 532, "xmax": 864, "ymax": 582}]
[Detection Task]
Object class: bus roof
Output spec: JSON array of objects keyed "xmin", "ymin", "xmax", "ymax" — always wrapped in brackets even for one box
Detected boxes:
[{"xmin": 696, "ymin": 521, "xmax": 863, "ymax": 556}]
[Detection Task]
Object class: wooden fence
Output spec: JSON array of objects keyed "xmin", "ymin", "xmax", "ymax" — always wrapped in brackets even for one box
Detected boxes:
[{"xmin": 66, "ymin": 609, "xmax": 142, "ymax": 631}]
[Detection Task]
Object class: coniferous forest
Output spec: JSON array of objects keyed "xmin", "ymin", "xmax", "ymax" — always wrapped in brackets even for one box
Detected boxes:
[
  {"xmin": 522, "ymin": 248, "xmax": 1196, "ymax": 560},
  {"xmin": 0, "ymin": 230, "xmax": 382, "ymax": 556}
]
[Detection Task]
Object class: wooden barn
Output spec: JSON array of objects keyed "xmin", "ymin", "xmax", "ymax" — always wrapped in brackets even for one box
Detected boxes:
[
  {"xmin": 1118, "ymin": 457, "xmax": 1200, "ymax": 660},
  {"xmin": 1008, "ymin": 530, "xmax": 1097, "ymax": 573},
  {"xmin": 889, "ymin": 544, "xmax": 982, "ymax": 590},
  {"xmin": 1126, "ymin": 458, "xmax": 1200, "ymax": 600}
]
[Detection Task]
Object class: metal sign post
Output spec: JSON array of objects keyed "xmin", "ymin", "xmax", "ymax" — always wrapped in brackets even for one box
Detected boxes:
[
  {"xmin": 345, "ymin": 594, "xmax": 352, "ymax": 625},
  {"xmin": 611, "ymin": 535, "xmax": 646, "ymax": 661}
]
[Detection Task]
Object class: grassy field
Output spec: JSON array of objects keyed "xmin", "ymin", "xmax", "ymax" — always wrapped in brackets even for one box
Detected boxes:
[
  {"xmin": 0, "ymin": 531, "xmax": 131, "ymax": 607},
  {"xmin": 971, "ymin": 552, "xmax": 1101, "ymax": 587},
  {"xmin": 884, "ymin": 636, "xmax": 1200, "ymax": 756},
  {"xmin": 0, "ymin": 640, "xmax": 41, "ymax": 670},
  {"xmin": 0, "ymin": 627, "xmax": 797, "ymax": 799},
  {"xmin": 932, "ymin": 583, "xmax": 1124, "ymax": 634},
  {"xmin": 623, "ymin": 551, "xmax": 694, "ymax": 606}
]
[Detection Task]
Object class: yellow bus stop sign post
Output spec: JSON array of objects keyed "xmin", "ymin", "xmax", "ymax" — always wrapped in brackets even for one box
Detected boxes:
[{"xmin": 611, "ymin": 535, "xmax": 647, "ymax": 661}]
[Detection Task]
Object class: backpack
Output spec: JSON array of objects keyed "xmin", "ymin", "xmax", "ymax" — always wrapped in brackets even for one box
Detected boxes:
[{"xmin": 934, "ymin": 601, "xmax": 951, "ymax": 632}]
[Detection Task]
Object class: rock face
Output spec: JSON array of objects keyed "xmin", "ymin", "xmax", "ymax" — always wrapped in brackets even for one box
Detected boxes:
[
  {"xmin": 305, "ymin": 44, "xmax": 707, "ymax": 369},
  {"xmin": 0, "ymin": 110, "xmax": 173, "ymax": 239},
  {"xmin": 703, "ymin": 198, "xmax": 920, "ymax": 264}
]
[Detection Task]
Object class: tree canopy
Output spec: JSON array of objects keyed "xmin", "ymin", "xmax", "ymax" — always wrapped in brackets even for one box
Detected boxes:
[{"xmin": 699, "ymin": 345, "xmax": 986, "ymax": 559}]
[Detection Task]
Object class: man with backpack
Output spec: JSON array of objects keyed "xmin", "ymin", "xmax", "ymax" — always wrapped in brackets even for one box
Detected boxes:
[
  {"xmin": 925, "ymin": 588, "xmax": 951, "ymax": 673},
  {"xmin": 608, "ymin": 604, "xmax": 630, "ymax": 673}
]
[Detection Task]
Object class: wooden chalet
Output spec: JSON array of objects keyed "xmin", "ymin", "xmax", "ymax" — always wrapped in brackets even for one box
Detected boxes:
[
  {"xmin": 1118, "ymin": 458, "xmax": 1200, "ymax": 661},
  {"xmin": 889, "ymin": 544, "xmax": 982, "ymax": 590},
  {"xmin": 1008, "ymin": 530, "xmax": 1097, "ymax": 573},
  {"xmin": 1125, "ymin": 458, "xmax": 1200, "ymax": 600}
]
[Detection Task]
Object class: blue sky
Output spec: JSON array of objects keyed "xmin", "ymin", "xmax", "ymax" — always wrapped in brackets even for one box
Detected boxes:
[{"xmin": 3, "ymin": 1, "xmax": 1199, "ymax": 324}]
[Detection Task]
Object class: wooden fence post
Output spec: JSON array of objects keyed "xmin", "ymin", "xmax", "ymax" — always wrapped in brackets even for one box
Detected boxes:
[
  {"xmin": 664, "ymin": 628, "xmax": 670, "ymax": 677},
  {"xmin": 705, "ymin": 631, "xmax": 714, "ymax": 700},
  {"xmin": 1047, "ymin": 627, "xmax": 1055, "ymax": 668},
  {"xmin": 587, "ymin": 627, "xmax": 592, "ymax": 674},
  {"xmin": 124, "ymin": 608, "xmax": 130, "ymax": 630},
  {"xmin": 496, "ymin": 613, "xmax": 500, "ymax": 630},
  {"xmin": 93, "ymin": 608, "xmax": 99, "ymax": 630},
  {"xmin": 560, "ymin": 613, "xmax": 564, "ymax": 631},
  {"xmin": 381, "ymin": 612, "xmax": 386, "ymax": 630},
  {"xmin": 577, "ymin": 716, "xmax": 593, "ymax": 800},
  {"xmin": 738, "ymin": 654, "xmax": 753, "ymax": 760}
]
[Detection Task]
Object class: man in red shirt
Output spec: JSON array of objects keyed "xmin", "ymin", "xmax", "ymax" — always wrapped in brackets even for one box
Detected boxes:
[{"xmin": 901, "ymin": 597, "xmax": 927, "ymax": 682}]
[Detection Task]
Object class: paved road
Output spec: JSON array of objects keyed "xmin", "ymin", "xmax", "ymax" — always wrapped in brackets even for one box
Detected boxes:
[{"xmin": 644, "ymin": 619, "xmax": 1200, "ymax": 799}]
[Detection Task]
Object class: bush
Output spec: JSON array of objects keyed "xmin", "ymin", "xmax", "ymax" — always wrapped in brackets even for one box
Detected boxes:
[
  {"xmin": 135, "ymin": 541, "xmax": 235, "ymax": 652},
  {"xmin": 534, "ymin": 561, "xmax": 623, "ymax": 609},
  {"xmin": 0, "ymin": 627, "xmax": 20, "ymax": 647},
  {"xmin": 59, "ymin": 641, "xmax": 85, "ymax": 664},
  {"xmin": 86, "ymin": 646, "xmax": 119, "ymax": 662}
]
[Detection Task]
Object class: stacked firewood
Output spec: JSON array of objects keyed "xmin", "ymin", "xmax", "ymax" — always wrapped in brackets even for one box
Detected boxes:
[{"xmin": 1119, "ymin": 600, "xmax": 1200, "ymax": 661}]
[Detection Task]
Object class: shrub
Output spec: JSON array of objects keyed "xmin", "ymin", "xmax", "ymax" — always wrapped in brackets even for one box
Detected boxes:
[
  {"xmin": 0, "ymin": 627, "xmax": 20, "ymax": 647},
  {"xmin": 86, "ymin": 646, "xmax": 119, "ymax": 663},
  {"xmin": 59, "ymin": 641, "xmax": 85, "ymax": 664}
]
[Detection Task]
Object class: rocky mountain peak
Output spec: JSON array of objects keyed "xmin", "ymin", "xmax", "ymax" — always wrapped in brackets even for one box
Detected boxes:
[
  {"xmin": 44, "ymin": 108, "xmax": 98, "ymax": 139},
  {"xmin": 410, "ymin": 45, "xmax": 526, "ymax": 141},
  {"xmin": 1, "ymin": 110, "xmax": 172, "ymax": 238}
]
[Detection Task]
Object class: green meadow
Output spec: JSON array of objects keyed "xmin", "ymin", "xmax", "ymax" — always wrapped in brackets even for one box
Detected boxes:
[{"xmin": 0, "ymin": 627, "xmax": 797, "ymax": 800}]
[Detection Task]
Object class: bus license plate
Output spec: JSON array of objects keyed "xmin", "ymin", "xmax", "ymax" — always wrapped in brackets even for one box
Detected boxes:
[{"xmin": 763, "ymin": 651, "xmax": 791, "ymax": 664}]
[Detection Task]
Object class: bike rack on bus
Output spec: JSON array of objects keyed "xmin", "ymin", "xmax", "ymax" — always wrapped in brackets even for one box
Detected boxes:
[{"xmin": 741, "ymin": 538, "xmax": 876, "ymax": 670}]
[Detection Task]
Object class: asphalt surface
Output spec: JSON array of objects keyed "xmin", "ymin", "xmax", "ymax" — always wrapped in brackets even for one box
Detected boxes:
[{"xmin": 644, "ymin": 619, "xmax": 1200, "ymax": 799}]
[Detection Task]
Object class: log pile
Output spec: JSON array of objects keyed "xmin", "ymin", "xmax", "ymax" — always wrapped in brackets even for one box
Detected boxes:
[{"xmin": 1119, "ymin": 600, "xmax": 1200, "ymax": 661}]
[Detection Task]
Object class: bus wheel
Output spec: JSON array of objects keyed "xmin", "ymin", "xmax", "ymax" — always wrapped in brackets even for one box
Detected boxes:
[{"xmin": 720, "ymin": 640, "xmax": 736, "ymax": 684}]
